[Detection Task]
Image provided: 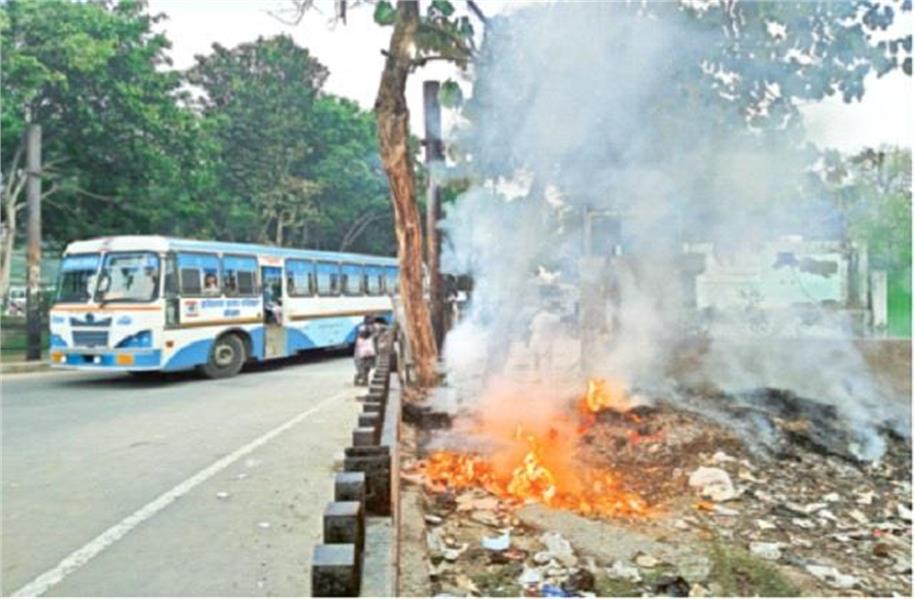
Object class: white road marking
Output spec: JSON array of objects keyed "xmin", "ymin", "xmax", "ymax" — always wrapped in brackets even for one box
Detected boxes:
[{"xmin": 11, "ymin": 390, "xmax": 349, "ymax": 598}]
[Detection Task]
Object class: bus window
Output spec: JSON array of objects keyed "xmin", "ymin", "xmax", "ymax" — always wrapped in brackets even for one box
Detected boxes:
[
  {"xmin": 286, "ymin": 259, "xmax": 315, "ymax": 297},
  {"xmin": 178, "ymin": 253, "xmax": 220, "ymax": 296},
  {"xmin": 56, "ymin": 254, "xmax": 100, "ymax": 303},
  {"xmin": 97, "ymin": 253, "xmax": 160, "ymax": 303},
  {"xmin": 341, "ymin": 263, "xmax": 363, "ymax": 296},
  {"xmin": 366, "ymin": 266, "xmax": 384, "ymax": 296},
  {"xmin": 384, "ymin": 266, "xmax": 399, "ymax": 295},
  {"xmin": 316, "ymin": 262, "xmax": 340, "ymax": 296},
  {"xmin": 223, "ymin": 255, "xmax": 258, "ymax": 296}
]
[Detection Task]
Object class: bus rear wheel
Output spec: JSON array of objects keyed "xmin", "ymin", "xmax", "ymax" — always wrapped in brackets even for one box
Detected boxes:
[{"xmin": 201, "ymin": 334, "xmax": 245, "ymax": 379}]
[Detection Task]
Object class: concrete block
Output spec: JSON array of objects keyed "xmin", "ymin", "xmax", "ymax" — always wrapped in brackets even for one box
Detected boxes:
[
  {"xmin": 345, "ymin": 445, "xmax": 389, "ymax": 457},
  {"xmin": 334, "ymin": 471, "xmax": 366, "ymax": 503},
  {"xmin": 363, "ymin": 401, "xmax": 382, "ymax": 414},
  {"xmin": 358, "ymin": 412, "xmax": 379, "ymax": 429},
  {"xmin": 352, "ymin": 426, "xmax": 377, "ymax": 447},
  {"xmin": 344, "ymin": 450, "xmax": 391, "ymax": 516},
  {"xmin": 312, "ymin": 543, "xmax": 359, "ymax": 597},
  {"xmin": 323, "ymin": 501, "xmax": 364, "ymax": 558}
]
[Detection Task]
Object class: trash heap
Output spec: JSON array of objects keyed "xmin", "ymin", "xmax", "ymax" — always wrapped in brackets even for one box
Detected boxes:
[{"xmin": 402, "ymin": 388, "xmax": 912, "ymax": 597}]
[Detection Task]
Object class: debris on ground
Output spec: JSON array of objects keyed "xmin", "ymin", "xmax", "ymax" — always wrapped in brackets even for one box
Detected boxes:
[{"xmin": 401, "ymin": 385, "xmax": 912, "ymax": 597}]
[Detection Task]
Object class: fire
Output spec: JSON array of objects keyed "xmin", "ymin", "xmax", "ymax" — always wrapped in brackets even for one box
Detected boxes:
[
  {"xmin": 419, "ymin": 380, "xmax": 651, "ymax": 519},
  {"xmin": 577, "ymin": 377, "xmax": 631, "ymax": 432},
  {"xmin": 579, "ymin": 377, "xmax": 630, "ymax": 415}
]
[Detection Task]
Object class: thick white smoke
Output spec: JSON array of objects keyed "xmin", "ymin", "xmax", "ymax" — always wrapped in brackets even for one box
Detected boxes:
[{"xmin": 439, "ymin": 2, "xmax": 909, "ymax": 460}]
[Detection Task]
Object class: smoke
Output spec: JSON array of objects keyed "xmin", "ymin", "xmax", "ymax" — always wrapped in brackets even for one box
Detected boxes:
[{"xmin": 438, "ymin": 2, "xmax": 909, "ymax": 461}]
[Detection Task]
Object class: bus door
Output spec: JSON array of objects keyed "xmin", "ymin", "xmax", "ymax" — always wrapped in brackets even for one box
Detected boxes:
[{"xmin": 261, "ymin": 265, "xmax": 286, "ymax": 359}]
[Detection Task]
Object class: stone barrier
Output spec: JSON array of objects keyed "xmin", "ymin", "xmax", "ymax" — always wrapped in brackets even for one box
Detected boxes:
[{"xmin": 310, "ymin": 338, "xmax": 398, "ymax": 597}]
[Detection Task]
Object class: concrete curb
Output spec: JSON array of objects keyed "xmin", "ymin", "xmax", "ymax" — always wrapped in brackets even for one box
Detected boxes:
[
  {"xmin": 0, "ymin": 360, "xmax": 51, "ymax": 375},
  {"xmin": 311, "ymin": 341, "xmax": 399, "ymax": 597}
]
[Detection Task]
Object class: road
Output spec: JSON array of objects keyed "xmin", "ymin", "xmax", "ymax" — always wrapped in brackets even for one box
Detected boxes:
[{"xmin": 1, "ymin": 354, "xmax": 361, "ymax": 596}]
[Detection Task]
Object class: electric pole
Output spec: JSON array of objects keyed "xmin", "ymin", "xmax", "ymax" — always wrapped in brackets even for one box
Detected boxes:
[
  {"xmin": 25, "ymin": 124, "xmax": 42, "ymax": 361},
  {"xmin": 423, "ymin": 81, "xmax": 445, "ymax": 351}
]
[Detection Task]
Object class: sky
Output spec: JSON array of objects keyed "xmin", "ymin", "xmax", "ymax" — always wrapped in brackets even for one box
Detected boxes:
[{"xmin": 148, "ymin": 0, "xmax": 912, "ymax": 153}]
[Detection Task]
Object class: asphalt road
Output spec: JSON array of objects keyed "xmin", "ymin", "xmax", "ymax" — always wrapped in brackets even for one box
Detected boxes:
[{"xmin": 1, "ymin": 354, "xmax": 361, "ymax": 596}]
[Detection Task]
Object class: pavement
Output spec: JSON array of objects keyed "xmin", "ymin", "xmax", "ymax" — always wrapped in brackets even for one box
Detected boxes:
[
  {"xmin": 0, "ymin": 359, "xmax": 50, "ymax": 375},
  {"xmin": 1, "ymin": 353, "xmax": 361, "ymax": 597}
]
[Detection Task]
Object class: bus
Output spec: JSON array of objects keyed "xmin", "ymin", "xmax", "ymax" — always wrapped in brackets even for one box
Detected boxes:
[{"xmin": 48, "ymin": 236, "xmax": 398, "ymax": 378}]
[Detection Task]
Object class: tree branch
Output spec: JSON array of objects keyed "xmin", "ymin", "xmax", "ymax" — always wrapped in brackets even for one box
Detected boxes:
[{"xmin": 466, "ymin": 0, "xmax": 487, "ymax": 25}]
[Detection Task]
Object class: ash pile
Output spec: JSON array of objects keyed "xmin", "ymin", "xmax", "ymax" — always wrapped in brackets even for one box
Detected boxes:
[{"xmin": 401, "ymin": 382, "xmax": 912, "ymax": 597}]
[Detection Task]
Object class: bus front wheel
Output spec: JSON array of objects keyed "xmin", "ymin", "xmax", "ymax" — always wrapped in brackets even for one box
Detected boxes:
[{"xmin": 201, "ymin": 334, "xmax": 245, "ymax": 379}]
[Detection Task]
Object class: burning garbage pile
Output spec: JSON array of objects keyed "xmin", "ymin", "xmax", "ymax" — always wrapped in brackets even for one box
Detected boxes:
[
  {"xmin": 400, "ymin": 376, "xmax": 912, "ymax": 597},
  {"xmin": 417, "ymin": 378, "xmax": 650, "ymax": 520}
]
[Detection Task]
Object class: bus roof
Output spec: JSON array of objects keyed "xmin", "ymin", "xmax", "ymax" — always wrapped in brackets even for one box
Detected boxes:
[{"xmin": 63, "ymin": 235, "xmax": 398, "ymax": 266}]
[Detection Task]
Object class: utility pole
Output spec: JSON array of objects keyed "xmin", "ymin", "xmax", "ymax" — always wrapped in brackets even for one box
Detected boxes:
[
  {"xmin": 423, "ymin": 81, "xmax": 445, "ymax": 351},
  {"xmin": 25, "ymin": 124, "xmax": 42, "ymax": 361}
]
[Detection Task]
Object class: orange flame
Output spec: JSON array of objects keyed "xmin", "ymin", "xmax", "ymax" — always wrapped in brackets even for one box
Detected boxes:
[
  {"xmin": 579, "ymin": 377, "xmax": 630, "ymax": 415},
  {"xmin": 421, "ymin": 389, "xmax": 650, "ymax": 519}
]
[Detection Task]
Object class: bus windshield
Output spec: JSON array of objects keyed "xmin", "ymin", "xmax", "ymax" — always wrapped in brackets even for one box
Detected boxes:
[
  {"xmin": 96, "ymin": 252, "xmax": 161, "ymax": 303},
  {"xmin": 56, "ymin": 254, "xmax": 101, "ymax": 303}
]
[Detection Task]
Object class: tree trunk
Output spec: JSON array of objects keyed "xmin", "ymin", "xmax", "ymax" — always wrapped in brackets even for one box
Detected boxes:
[
  {"xmin": 1, "ymin": 138, "xmax": 26, "ymax": 301},
  {"xmin": 0, "ymin": 200, "xmax": 16, "ymax": 301},
  {"xmin": 374, "ymin": 0, "xmax": 439, "ymax": 387}
]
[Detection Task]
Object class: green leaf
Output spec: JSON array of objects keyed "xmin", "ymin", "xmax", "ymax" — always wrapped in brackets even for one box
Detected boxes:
[
  {"xmin": 438, "ymin": 79, "xmax": 463, "ymax": 108},
  {"xmin": 430, "ymin": 0, "xmax": 455, "ymax": 17},
  {"xmin": 373, "ymin": 1, "xmax": 396, "ymax": 26}
]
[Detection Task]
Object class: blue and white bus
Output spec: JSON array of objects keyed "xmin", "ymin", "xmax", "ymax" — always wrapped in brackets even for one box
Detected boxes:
[{"xmin": 49, "ymin": 236, "xmax": 398, "ymax": 378}]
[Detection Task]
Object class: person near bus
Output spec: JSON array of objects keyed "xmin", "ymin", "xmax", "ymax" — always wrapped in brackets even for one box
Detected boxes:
[{"xmin": 353, "ymin": 326, "xmax": 376, "ymax": 385}]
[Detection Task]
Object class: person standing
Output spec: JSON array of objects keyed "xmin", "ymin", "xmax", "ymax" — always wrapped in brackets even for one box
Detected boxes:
[{"xmin": 353, "ymin": 327, "xmax": 376, "ymax": 385}]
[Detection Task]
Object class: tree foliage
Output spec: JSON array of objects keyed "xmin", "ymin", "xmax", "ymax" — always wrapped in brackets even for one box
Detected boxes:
[
  {"xmin": 822, "ymin": 146, "xmax": 912, "ymax": 272},
  {"xmin": 0, "ymin": 0, "xmax": 205, "ymax": 241},
  {"xmin": 1, "ymin": 1, "xmax": 396, "ymax": 270},
  {"xmin": 186, "ymin": 35, "xmax": 393, "ymax": 252}
]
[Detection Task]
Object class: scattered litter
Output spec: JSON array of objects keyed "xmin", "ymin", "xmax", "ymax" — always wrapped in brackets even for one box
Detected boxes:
[
  {"xmin": 443, "ymin": 543, "xmax": 469, "ymax": 562},
  {"xmin": 606, "ymin": 560, "xmax": 641, "ymax": 583},
  {"xmin": 540, "ymin": 531, "xmax": 577, "ymax": 567},
  {"xmin": 257, "ymin": 521, "xmax": 271, "ymax": 529},
  {"xmin": 805, "ymin": 564, "xmax": 859, "ymax": 589},
  {"xmin": 534, "ymin": 551, "xmax": 553, "ymax": 564},
  {"xmin": 634, "ymin": 552, "xmax": 659, "ymax": 568},
  {"xmin": 481, "ymin": 531, "xmax": 511, "ymax": 551},
  {"xmin": 749, "ymin": 542, "xmax": 782, "ymax": 561},
  {"xmin": 424, "ymin": 514, "xmax": 444, "ymax": 525},
  {"xmin": 235, "ymin": 472, "xmax": 248, "ymax": 480},
  {"xmin": 756, "ymin": 519, "xmax": 776, "ymax": 530},
  {"xmin": 848, "ymin": 509, "xmax": 870, "ymax": 525},
  {"xmin": 822, "ymin": 491, "xmax": 840, "ymax": 502},
  {"xmin": 688, "ymin": 467, "xmax": 737, "ymax": 502},
  {"xmin": 216, "ymin": 491, "xmax": 230, "ymax": 500},
  {"xmin": 713, "ymin": 504, "xmax": 740, "ymax": 517},
  {"xmin": 540, "ymin": 583, "xmax": 568, "ymax": 597},
  {"xmin": 856, "ymin": 491, "xmax": 875, "ymax": 505},
  {"xmin": 897, "ymin": 503, "xmax": 912, "ymax": 522},
  {"xmin": 518, "ymin": 565, "xmax": 543, "ymax": 586},
  {"xmin": 711, "ymin": 450, "xmax": 736, "ymax": 464}
]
